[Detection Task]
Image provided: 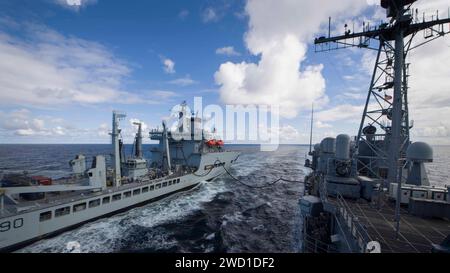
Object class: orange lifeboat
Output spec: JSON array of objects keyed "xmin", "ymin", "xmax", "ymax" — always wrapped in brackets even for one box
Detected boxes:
[
  {"xmin": 216, "ymin": 140, "xmax": 224, "ymax": 146},
  {"xmin": 206, "ymin": 139, "xmax": 217, "ymax": 146}
]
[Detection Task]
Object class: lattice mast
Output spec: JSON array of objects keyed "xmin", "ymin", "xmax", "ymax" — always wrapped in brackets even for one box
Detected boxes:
[{"xmin": 314, "ymin": 0, "xmax": 450, "ymax": 184}]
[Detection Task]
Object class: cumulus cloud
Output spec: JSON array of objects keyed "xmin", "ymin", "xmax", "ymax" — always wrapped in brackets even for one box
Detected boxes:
[
  {"xmin": 202, "ymin": 7, "xmax": 220, "ymax": 23},
  {"xmin": 278, "ymin": 124, "xmax": 301, "ymax": 141},
  {"xmin": 168, "ymin": 74, "xmax": 198, "ymax": 86},
  {"xmin": 149, "ymin": 90, "xmax": 178, "ymax": 100},
  {"xmin": 315, "ymin": 104, "xmax": 363, "ymax": 123},
  {"xmin": 216, "ymin": 46, "xmax": 240, "ymax": 56},
  {"xmin": 0, "ymin": 108, "xmax": 155, "ymax": 143},
  {"xmin": 0, "ymin": 21, "xmax": 157, "ymax": 107},
  {"xmin": 161, "ymin": 58, "xmax": 175, "ymax": 74},
  {"xmin": 258, "ymin": 123, "xmax": 303, "ymax": 143},
  {"xmin": 97, "ymin": 123, "xmax": 109, "ymax": 137},
  {"xmin": 129, "ymin": 118, "xmax": 149, "ymax": 134},
  {"xmin": 315, "ymin": 121, "xmax": 333, "ymax": 129},
  {"xmin": 0, "ymin": 109, "xmax": 73, "ymax": 137},
  {"xmin": 54, "ymin": 0, "xmax": 97, "ymax": 10},
  {"xmin": 215, "ymin": 0, "xmax": 367, "ymax": 119}
]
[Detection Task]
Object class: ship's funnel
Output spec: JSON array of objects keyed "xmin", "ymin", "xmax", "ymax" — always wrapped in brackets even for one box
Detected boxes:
[{"xmin": 133, "ymin": 122, "xmax": 143, "ymax": 159}]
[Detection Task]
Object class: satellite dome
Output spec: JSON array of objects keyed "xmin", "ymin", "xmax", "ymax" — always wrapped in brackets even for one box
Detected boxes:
[
  {"xmin": 406, "ymin": 142, "xmax": 433, "ymax": 162},
  {"xmin": 314, "ymin": 143, "xmax": 320, "ymax": 151},
  {"xmin": 320, "ymin": 137, "xmax": 335, "ymax": 154}
]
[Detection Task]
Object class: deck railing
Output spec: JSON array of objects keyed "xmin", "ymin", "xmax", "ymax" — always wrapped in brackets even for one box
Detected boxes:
[
  {"xmin": 335, "ymin": 192, "xmax": 372, "ymax": 253},
  {"xmin": 318, "ymin": 177, "xmax": 372, "ymax": 253}
]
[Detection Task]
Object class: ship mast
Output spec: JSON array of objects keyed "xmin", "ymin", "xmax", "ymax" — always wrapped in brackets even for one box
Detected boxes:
[
  {"xmin": 133, "ymin": 122, "xmax": 143, "ymax": 159},
  {"xmin": 308, "ymin": 103, "xmax": 314, "ymax": 155},
  {"xmin": 111, "ymin": 111, "xmax": 126, "ymax": 187},
  {"xmin": 314, "ymin": 0, "xmax": 450, "ymax": 184},
  {"xmin": 313, "ymin": 0, "xmax": 450, "ymax": 236},
  {"xmin": 162, "ymin": 121, "xmax": 172, "ymax": 175}
]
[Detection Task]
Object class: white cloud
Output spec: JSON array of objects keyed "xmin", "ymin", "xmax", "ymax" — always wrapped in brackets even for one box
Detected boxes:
[
  {"xmin": 341, "ymin": 92, "xmax": 365, "ymax": 100},
  {"xmin": 315, "ymin": 104, "xmax": 363, "ymax": 123},
  {"xmin": 0, "ymin": 108, "xmax": 156, "ymax": 143},
  {"xmin": 278, "ymin": 125, "xmax": 300, "ymax": 141},
  {"xmin": 65, "ymin": 0, "xmax": 82, "ymax": 6},
  {"xmin": 162, "ymin": 58, "xmax": 175, "ymax": 74},
  {"xmin": 15, "ymin": 128, "xmax": 35, "ymax": 136},
  {"xmin": 168, "ymin": 74, "xmax": 197, "ymax": 86},
  {"xmin": 216, "ymin": 46, "xmax": 241, "ymax": 56},
  {"xmin": 129, "ymin": 118, "xmax": 149, "ymax": 134},
  {"xmin": 316, "ymin": 121, "xmax": 333, "ymax": 129},
  {"xmin": 97, "ymin": 123, "xmax": 109, "ymax": 137},
  {"xmin": 54, "ymin": 0, "xmax": 97, "ymax": 10},
  {"xmin": 0, "ymin": 109, "xmax": 72, "ymax": 137},
  {"xmin": 214, "ymin": 0, "xmax": 368, "ymax": 119},
  {"xmin": 258, "ymin": 123, "xmax": 302, "ymax": 143},
  {"xmin": 149, "ymin": 90, "xmax": 178, "ymax": 100},
  {"xmin": 202, "ymin": 7, "xmax": 220, "ymax": 23},
  {"xmin": 0, "ymin": 21, "xmax": 155, "ymax": 107}
]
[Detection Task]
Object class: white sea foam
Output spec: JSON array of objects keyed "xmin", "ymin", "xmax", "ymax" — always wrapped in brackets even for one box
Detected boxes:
[{"xmin": 18, "ymin": 179, "xmax": 228, "ymax": 253}]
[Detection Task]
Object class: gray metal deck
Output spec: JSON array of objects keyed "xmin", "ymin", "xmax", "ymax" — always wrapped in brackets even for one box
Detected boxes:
[{"xmin": 343, "ymin": 197, "xmax": 450, "ymax": 253}]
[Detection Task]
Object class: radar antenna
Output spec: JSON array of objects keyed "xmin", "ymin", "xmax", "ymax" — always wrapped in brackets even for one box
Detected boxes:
[
  {"xmin": 314, "ymin": 0, "xmax": 450, "ymax": 236},
  {"xmin": 314, "ymin": 0, "xmax": 450, "ymax": 184}
]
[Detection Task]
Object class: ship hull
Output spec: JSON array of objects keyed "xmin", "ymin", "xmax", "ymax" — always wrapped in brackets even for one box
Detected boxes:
[{"xmin": 0, "ymin": 151, "xmax": 239, "ymax": 252}]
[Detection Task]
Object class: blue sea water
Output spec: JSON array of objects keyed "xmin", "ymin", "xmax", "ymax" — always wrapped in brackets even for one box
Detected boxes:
[{"xmin": 0, "ymin": 144, "xmax": 448, "ymax": 252}]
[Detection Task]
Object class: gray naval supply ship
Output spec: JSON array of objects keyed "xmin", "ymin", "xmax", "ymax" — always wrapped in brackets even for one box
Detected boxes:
[
  {"xmin": 0, "ymin": 102, "xmax": 239, "ymax": 252},
  {"xmin": 300, "ymin": 0, "xmax": 450, "ymax": 253}
]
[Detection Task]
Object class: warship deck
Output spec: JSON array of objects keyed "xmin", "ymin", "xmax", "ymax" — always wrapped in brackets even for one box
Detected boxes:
[{"xmin": 330, "ymin": 196, "xmax": 450, "ymax": 253}]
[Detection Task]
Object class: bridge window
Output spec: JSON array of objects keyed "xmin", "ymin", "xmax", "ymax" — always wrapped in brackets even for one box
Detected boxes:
[
  {"xmin": 150, "ymin": 185, "xmax": 155, "ymax": 191},
  {"xmin": 133, "ymin": 189, "xmax": 141, "ymax": 195},
  {"xmin": 89, "ymin": 199, "xmax": 101, "ymax": 208},
  {"xmin": 162, "ymin": 182, "xmax": 167, "ymax": 187},
  {"xmin": 177, "ymin": 179, "xmax": 180, "ymax": 183},
  {"xmin": 73, "ymin": 202, "xmax": 87, "ymax": 212},
  {"xmin": 39, "ymin": 211, "xmax": 52, "ymax": 222},
  {"xmin": 112, "ymin": 193, "xmax": 121, "ymax": 201},
  {"xmin": 124, "ymin": 191, "xmax": 131, "ymax": 198},
  {"xmin": 155, "ymin": 184, "xmax": 161, "ymax": 189},
  {"xmin": 102, "ymin": 196, "xmax": 110, "ymax": 204},
  {"xmin": 142, "ymin": 186, "xmax": 149, "ymax": 193},
  {"xmin": 55, "ymin": 206, "xmax": 70, "ymax": 217}
]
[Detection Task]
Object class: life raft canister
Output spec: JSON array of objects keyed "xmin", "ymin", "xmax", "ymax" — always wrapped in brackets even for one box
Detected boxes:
[{"xmin": 206, "ymin": 139, "xmax": 217, "ymax": 146}]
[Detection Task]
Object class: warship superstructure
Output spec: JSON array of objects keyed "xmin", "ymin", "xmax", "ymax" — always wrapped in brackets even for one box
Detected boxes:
[
  {"xmin": 0, "ymin": 102, "xmax": 239, "ymax": 252},
  {"xmin": 300, "ymin": 0, "xmax": 450, "ymax": 253}
]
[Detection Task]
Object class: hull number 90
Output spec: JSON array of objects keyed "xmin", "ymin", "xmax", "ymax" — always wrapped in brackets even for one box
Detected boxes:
[{"xmin": 0, "ymin": 218, "xmax": 24, "ymax": 232}]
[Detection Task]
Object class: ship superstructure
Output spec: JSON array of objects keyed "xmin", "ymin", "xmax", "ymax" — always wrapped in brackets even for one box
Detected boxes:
[
  {"xmin": 0, "ymin": 103, "xmax": 239, "ymax": 252},
  {"xmin": 300, "ymin": 0, "xmax": 450, "ymax": 253}
]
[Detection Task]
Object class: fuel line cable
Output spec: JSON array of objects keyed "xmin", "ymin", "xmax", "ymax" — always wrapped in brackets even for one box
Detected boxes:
[
  {"xmin": 221, "ymin": 164, "xmax": 305, "ymax": 188},
  {"xmin": 191, "ymin": 157, "xmax": 304, "ymax": 188}
]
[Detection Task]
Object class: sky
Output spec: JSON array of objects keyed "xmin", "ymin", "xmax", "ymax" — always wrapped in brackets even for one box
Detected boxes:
[{"xmin": 0, "ymin": 0, "xmax": 449, "ymax": 144}]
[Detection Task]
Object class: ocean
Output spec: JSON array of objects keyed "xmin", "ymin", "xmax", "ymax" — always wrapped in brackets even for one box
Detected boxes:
[{"xmin": 0, "ymin": 144, "xmax": 448, "ymax": 253}]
